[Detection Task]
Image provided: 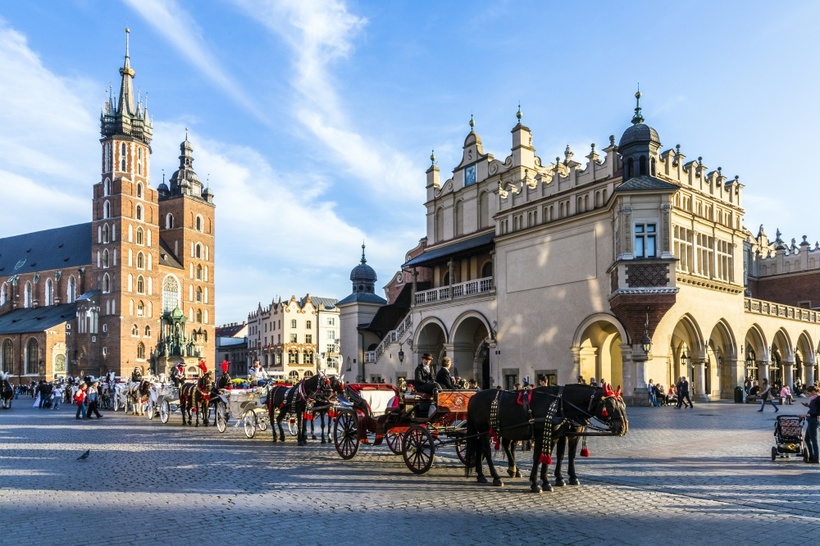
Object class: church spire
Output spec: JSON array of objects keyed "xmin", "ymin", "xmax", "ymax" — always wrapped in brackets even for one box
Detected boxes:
[{"xmin": 101, "ymin": 28, "xmax": 152, "ymax": 144}]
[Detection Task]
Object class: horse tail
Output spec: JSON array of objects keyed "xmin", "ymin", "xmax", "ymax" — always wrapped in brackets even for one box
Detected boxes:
[{"xmin": 465, "ymin": 414, "xmax": 478, "ymax": 477}]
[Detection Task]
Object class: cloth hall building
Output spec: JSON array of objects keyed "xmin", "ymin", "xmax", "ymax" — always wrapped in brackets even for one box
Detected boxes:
[
  {"xmin": 0, "ymin": 32, "xmax": 216, "ymax": 382},
  {"xmin": 340, "ymin": 94, "xmax": 820, "ymax": 404}
]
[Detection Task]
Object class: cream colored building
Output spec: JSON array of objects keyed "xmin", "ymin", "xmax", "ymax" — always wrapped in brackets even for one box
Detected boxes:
[
  {"xmin": 340, "ymin": 96, "xmax": 820, "ymax": 404},
  {"xmin": 248, "ymin": 294, "xmax": 339, "ymax": 381}
]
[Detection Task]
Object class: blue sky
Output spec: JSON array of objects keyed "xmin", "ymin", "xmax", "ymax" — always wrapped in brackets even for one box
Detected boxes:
[{"xmin": 1, "ymin": 1, "xmax": 818, "ymax": 324}]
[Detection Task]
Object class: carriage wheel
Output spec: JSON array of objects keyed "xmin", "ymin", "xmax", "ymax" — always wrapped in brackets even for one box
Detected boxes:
[
  {"xmin": 455, "ymin": 437, "xmax": 468, "ymax": 465},
  {"xmin": 159, "ymin": 400, "xmax": 170, "ymax": 424},
  {"xmin": 258, "ymin": 414, "xmax": 269, "ymax": 432},
  {"xmin": 215, "ymin": 402, "xmax": 228, "ymax": 433},
  {"xmin": 243, "ymin": 412, "xmax": 257, "ymax": 439},
  {"xmin": 333, "ymin": 409, "xmax": 360, "ymax": 460},
  {"xmin": 771, "ymin": 446, "xmax": 777, "ymax": 461},
  {"xmin": 147, "ymin": 400, "xmax": 156, "ymax": 420},
  {"xmin": 403, "ymin": 424, "xmax": 435, "ymax": 474},
  {"xmin": 386, "ymin": 431, "xmax": 403, "ymax": 454},
  {"xmin": 287, "ymin": 415, "xmax": 298, "ymax": 436}
]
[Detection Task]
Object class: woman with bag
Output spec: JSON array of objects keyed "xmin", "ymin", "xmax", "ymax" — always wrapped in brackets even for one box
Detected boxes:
[{"xmin": 74, "ymin": 383, "xmax": 88, "ymax": 419}]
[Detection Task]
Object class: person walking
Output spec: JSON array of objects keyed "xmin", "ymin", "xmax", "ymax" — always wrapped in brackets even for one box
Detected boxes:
[
  {"xmin": 676, "ymin": 376, "xmax": 693, "ymax": 409},
  {"xmin": 801, "ymin": 385, "xmax": 819, "ymax": 463},
  {"xmin": 757, "ymin": 379, "xmax": 779, "ymax": 413},
  {"xmin": 85, "ymin": 381, "xmax": 103, "ymax": 419},
  {"xmin": 74, "ymin": 383, "xmax": 88, "ymax": 419},
  {"xmin": 648, "ymin": 379, "xmax": 659, "ymax": 407}
]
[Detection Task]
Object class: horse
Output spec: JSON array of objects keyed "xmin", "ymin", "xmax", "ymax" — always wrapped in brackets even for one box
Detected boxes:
[
  {"xmin": 0, "ymin": 372, "xmax": 13, "ymax": 410},
  {"xmin": 267, "ymin": 373, "xmax": 344, "ymax": 445},
  {"xmin": 126, "ymin": 379, "xmax": 154, "ymax": 416},
  {"xmin": 465, "ymin": 383, "xmax": 628, "ymax": 492},
  {"xmin": 309, "ymin": 405, "xmax": 333, "ymax": 444},
  {"xmin": 180, "ymin": 372, "xmax": 213, "ymax": 427}
]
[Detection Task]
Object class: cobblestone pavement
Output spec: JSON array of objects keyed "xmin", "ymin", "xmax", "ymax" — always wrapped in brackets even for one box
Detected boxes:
[{"xmin": 0, "ymin": 399, "xmax": 817, "ymax": 545}]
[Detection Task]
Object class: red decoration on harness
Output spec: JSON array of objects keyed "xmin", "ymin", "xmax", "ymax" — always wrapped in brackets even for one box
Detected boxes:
[
  {"xmin": 600, "ymin": 409, "xmax": 608, "ymax": 418},
  {"xmin": 303, "ymin": 412, "xmax": 313, "ymax": 421},
  {"xmin": 580, "ymin": 446, "xmax": 590, "ymax": 457},
  {"xmin": 493, "ymin": 435, "xmax": 500, "ymax": 451},
  {"xmin": 539, "ymin": 454, "xmax": 552, "ymax": 465}
]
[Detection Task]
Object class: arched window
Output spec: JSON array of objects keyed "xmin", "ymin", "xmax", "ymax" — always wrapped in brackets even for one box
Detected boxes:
[
  {"xmin": 1, "ymin": 339, "xmax": 12, "ymax": 370},
  {"xmin": 0, "ymin": 283, "xmax": 7, "ymax": 306},
  {"xmin": 195, "ymin": 215, "xmax": 203, "ymax": 232},
  {"xmin": 196, "ymin": 265, "xmax": 202, "ymax": 280},
  {"xmin": 137, "ymin": 342, "xmax": 145, "ymax": 360},
  {"xmin": 103, "ymin": 178, "xmax": 111, "ymax": 196},
  {"xmin": 102, "ymin": 249, "xmax": 109, "ymax": 268},
  {"xmin": 137, "ymin": 252, "xmax": 144, "ymax": 269},
  {"xmin": 25, "ymin": 338, "xmax": 38, "ymax": 375},
  {"xmin": 136, "ymin": 227, "xmax": 143, "ymax": 245},
  {"xmin": 165, "ymin": 213, "xmax": 174, "ymax": 229},
  {"xmin": 45, "ymin": 278, "xmax": 54, "ymax": 306},
  {"xmin": 144, "ymin": 325, "xmax": 151, "ymax": 337},
  {"xmin": 196, "ymin": 287, "xmax": 202, "ymax": 302},
  {"xmin": 102, "ymin": 224, "xmax": 110, "ymax": 244},
  {"xmin": 136, "ymin": 204, "xmax": 142, "ymax": 221},
  {"xmin": 67, "ymin": 276, "xmax": 76, "ymax": 302},
  {"xmin": 137, "ymin": 275, "xmax": 145, "ymax": 294},
  {"xmin": 639, "ymin": 155, "xmax": 647, "ymax": 176},
  {"xmin": 162, "ymin": 276, "xmax": 180, "ymax": 313},
  {"xmin": 102, "ymin": 273, "xmax": 110, "ymax": 293},
  {"xmin": 627, "ymin": 157, "xmax": 634, "ymax": 179},
  {"xmin": 137, "ymin": 149, "xmax": 143, "ymax": 177},
  {"xmin": 195, "ymin": 243, "xmax": 202, "ymax": 259},
  {"xmin": 131, "ymin": 324, "xmax": 138, "ymax": 336},
  {"xmin": 120, "ymin": 142, "xmax": 127, "ymax": 171},
  {"xmin": 137, "ymin": 301, "xmax": 145, "ymax": 317},
  {"xmin": 24, "ymin": 282, "xmax": 32, "ymax": 308},
  {"xmin": 196, "ymin": 308, "xmax": 203, "ymax": 323},
  {"xmin": 104, "ymin": 201, "xmax": 111, "ymax": 219}
]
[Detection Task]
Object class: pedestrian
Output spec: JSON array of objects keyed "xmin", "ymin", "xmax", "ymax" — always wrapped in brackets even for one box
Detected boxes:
[
  {"xmin": 85, "ymin": 381, "xmax": 103, "ymax": 419},
  {"xmin": 52, "ymin": 384, "xmax": 62, "ymax": 410},
  {"xmin": 74, "ymin": 383, "xmax": 88, "ymax": 419},
  {"xmin": 780, "ymin": 384, "xmax": 793, "ymax": 405},
  {"xmin": 757, "ymin": 379, "xmax": 779, "ymax": 413},
  {"xmin": 676, "ymin": 376, "xmax": 693, "ymax": 409},
  {"xmin": 648, "ymin": 379, "xmax": 658, "ymax": 407},
  {"xmin": 801, "ymin": 385, "xmax": 819, "ymax": 464}
]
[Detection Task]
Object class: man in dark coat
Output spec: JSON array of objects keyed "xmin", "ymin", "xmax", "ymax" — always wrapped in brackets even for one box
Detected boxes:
[
  {"xmin": 676, "ymin": 375, "xmax": 693, "ymax": 409},
  {"xmin": 435, "ymin": 356, "xmax": 457, "ymax": 390},
  {"xmin": 414, "ymin": 353, "xmax": 437, "ymax": 395}
]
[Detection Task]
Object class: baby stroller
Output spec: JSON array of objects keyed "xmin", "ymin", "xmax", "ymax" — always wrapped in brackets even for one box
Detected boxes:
[{"xmin": 771, "ymin": 415, "xmax": 808, "ymax": 461}]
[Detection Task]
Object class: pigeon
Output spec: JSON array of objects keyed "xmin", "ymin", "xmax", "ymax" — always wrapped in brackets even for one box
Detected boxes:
[{"xmin": 76, "ymin": 449, "xmax": 90, "ymax": 461}]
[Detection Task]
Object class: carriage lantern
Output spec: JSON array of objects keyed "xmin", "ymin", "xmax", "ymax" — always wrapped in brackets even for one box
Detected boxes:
[{"xmin": 398, "ymin": 348, "xmax": 405, "ymax": 365}]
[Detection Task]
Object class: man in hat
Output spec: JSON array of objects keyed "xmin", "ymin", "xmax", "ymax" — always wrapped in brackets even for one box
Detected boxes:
[
  {"xmin": 170, "ymin": 361, "xmax": 185, "ymax": 389},
  {"xmin": 86, "ymin": 381, "xmax": 103, "ymax": 419},
  {"xmin": 414, "ymin": 353, "xmax": 438, "ymax": 396}
]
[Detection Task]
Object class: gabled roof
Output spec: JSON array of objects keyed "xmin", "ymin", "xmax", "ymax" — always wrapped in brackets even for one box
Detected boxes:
[
  {"xmin": 158, "ymin": 237, "xmax": 183, "ymax": 269},
  {"xmin": 300, "ymin": 296, "xmax": 338, "ymax": 310},
  {"xmin": 0, "ymin": 303, "xmax": 77, "ymax": 335},
  {"xmin": 615, "ymin": 175, "xmax": 678, "ymax": 192},
  {"xmin": 0, "ymin": 223, "xmax": 91, "ymax": 276}
]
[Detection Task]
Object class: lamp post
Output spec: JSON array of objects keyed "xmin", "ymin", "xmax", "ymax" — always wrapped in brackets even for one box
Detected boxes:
[{"xmin": 398, "ymin": 346, "xmax": 405, "ymax": 366}]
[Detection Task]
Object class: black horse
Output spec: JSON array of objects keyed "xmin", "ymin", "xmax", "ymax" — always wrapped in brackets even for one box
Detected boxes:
[
  {"xmin": 267, "ymin": 373, "xmax": 344, "ymax": 446},
  {"xmin": 465, "ymin": 383, "xmax": 628, "ymax": 492},
  {"xmin": 0, "ymin": 373, "xmax": 13, "ymax": 409},
  {"xmin": 180, "ymin": 372, "xmax": 213, "ymax": 427}
]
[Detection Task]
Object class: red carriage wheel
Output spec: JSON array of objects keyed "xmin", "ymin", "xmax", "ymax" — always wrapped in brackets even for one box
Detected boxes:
[{"xmin": 403, "ymin": 424, "xmax": 435, "ymax": 474}]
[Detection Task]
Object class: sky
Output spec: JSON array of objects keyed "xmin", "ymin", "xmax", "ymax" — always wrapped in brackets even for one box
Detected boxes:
[{"xmin": 1, "ymin": 0, "xmax": 819, "ymax": 325}]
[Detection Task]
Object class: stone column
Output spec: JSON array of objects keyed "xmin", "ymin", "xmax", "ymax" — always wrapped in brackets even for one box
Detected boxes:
[
  {"xmin": 693, "ymin": 359, "xmax": 708, "ymax": 402},
  {"xmin": 782, "ymin": 361, "xmax": 794, "ymax": 389}
]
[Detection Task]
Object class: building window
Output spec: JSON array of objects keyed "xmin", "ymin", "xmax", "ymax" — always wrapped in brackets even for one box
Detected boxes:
[
  {"xmin": 2, "ymin": 339, "xmax": 13, "ymax": 370},
  {"xmin": 131, "ymin": 324, "xmax": 138, "ymax": 336},
  {"xmin": 327, "ymin": 317, "xmax": 335, "ymax": 326},
  {"xmin": 306, "ymin": 320, "xmax": 312, "ymax": 329},
  {"xmin": 305, "ymin": 334, "xmax": 312, "ymax": 344},
  {"xmin": 634, "ymin": 223, "xmax": 656, "ymax": 258},
  {"xmin": 196, "ymin": 309, "xmax": 202, "ymax": 323},
  {"xmin": 45, "ymin": 278, "xmax": 54, "ymax": 306},
  {"xmin": 104, "ymin": 201, "xmax": 111, "ymax": 219},
  {"xmin": 196, "ymin": 265, "xmax": 202, "ymax": 280},
  {"xmin": 137, "ymin": 252, "xmax": 144, "ymax": 269},
  {"xmin": 26, "ymin": 338, "xmax": 39, "ymax": 375},
  {"xmin": 165, "ymin": 213, "xmax": 174, "ymax": 229},
  {"xmin": 289, "ymin": 334, "xmax": 298, "ymax": 343},
  {"xmin": 145, "ymin": 325, "xmax": 151, "ymax": 337},
  {"xmin": 24, "ymin": 282, "xmax": 32, "ymax": 308},
  {"xmin": 137, "ymin": 301, "xmax": 144, "ymax": 317},
  {"xmin": 196, "ymin": 215, "xmax": 203, "ymax": 232},
  {"xmin": 102, "ymin": 273, "xmax": 111, "ymax": 293},
  {"xmin": 136, "ymin": 276, "xmax": 145, "ymax": 294},
  {"xmin": 291, "ymin": 319, "xmax": 297, "ymax": 328},
  {"xmin": 67, "ymin": 276, "xmax": 76, "ymax": 303},
  {"xmin": 288, "ymin": 353, "xmax": 298, "ymax": 365},
  {"xmin": 136, "ymin": 204, "xmax": 142, "ymax": 221},
  {"xmin": 137, "ymin": 342, "xmax": 145, "ymax": 360},
  {"xmin": 136, "ymin": 227, "xmax": 143, "ymax": 245},
  {"xmin": 195, "ymin": 287, "xmax": 202, "ymax": 302},
  {"xmin": 162, "ymin": 276, "xmax": 180, "ymax": 313},
  {"xmin": 120, "ymin": 142, "xmax": 126, "ymax": 171},
  {"xmin": 304, "ymin": 352, "xmax": 314, "ymax": 365},
  {"xmin": 136, "ymin": 180, "xmax": 143, "ymax": 198}
]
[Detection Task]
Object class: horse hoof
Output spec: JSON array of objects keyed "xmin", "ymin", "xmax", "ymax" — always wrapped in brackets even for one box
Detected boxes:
[
  {"xmin": 569, "ymin": 478, "xmax": 580, "ymax": 486},
  {"xmin": 506, "ymin": 468, "xmax": 516, "ymax": 478},
  {"xmin": 555, "ymin": 478, "xmax": 566, "ymax": 487},
  {"xmin": 492, "ymin": 478, "xmax": 504, "ymax": 487},
  {"xmin": 531, "ymin": 484, "xmax": 542, "ymax": 494},
  {"xmin": 477, "ymin": 476, "xmax": 488, "ymax": 484},
  {"xmin": 543, "ymin": 483, "xmax": 553, "ymax": 492},
  {"xmin": 515, "ymin": 470, "xmax": 522, "ymax": 478}
]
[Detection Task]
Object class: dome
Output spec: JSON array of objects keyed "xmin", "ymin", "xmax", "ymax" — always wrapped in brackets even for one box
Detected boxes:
[
  {"xmin": 350, "ymin": 261, "xmax": 377, "ymax": 284},
  {"xmin": 619, "ymin": 122, "xmax": 660, "ymax": 149}
]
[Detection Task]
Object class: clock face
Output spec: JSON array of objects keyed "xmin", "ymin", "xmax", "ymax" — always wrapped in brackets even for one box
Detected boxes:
[{"xmin": 465, "ymin": 165, "xmax": 477, "ymax": 186}]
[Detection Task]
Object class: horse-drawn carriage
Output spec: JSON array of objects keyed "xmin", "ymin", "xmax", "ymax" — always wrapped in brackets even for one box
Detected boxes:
[
  {"xmin": 212, "ymin": 384, "xmax": 275, "ymax": 438},
  {"xmin": 332, "ymin": 383, "xmax": 476, "ymax": 474}
]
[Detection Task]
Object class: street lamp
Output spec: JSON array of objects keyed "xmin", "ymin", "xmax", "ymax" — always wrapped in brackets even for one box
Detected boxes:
[
  {"xmin": 640, "ymin": 308, "xmax": 652, "ymax": 356},
  {"xmin": 398, "ymin": 347, "xmax": 405, "ymax": 366}
]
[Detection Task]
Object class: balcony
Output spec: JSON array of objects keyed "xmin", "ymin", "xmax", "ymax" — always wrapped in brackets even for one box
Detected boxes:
[{"xmin": 414, "ymin": 276, "xmax": 494, "ymax": 306}]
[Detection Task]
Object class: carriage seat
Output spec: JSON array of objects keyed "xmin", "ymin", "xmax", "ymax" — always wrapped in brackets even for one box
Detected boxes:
[{"xmin": 346, "ymin": 385, "xmax": 400, "ymax": 419}]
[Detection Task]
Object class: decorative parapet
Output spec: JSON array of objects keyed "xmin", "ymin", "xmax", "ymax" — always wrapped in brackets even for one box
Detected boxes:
[
  {"xmin": 744, "ymin": 298, "xmax": 820, "ymax": 324},
  {"xmin": 414, "ymin": 276, "xmax": 494, "ymax": 306}
]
